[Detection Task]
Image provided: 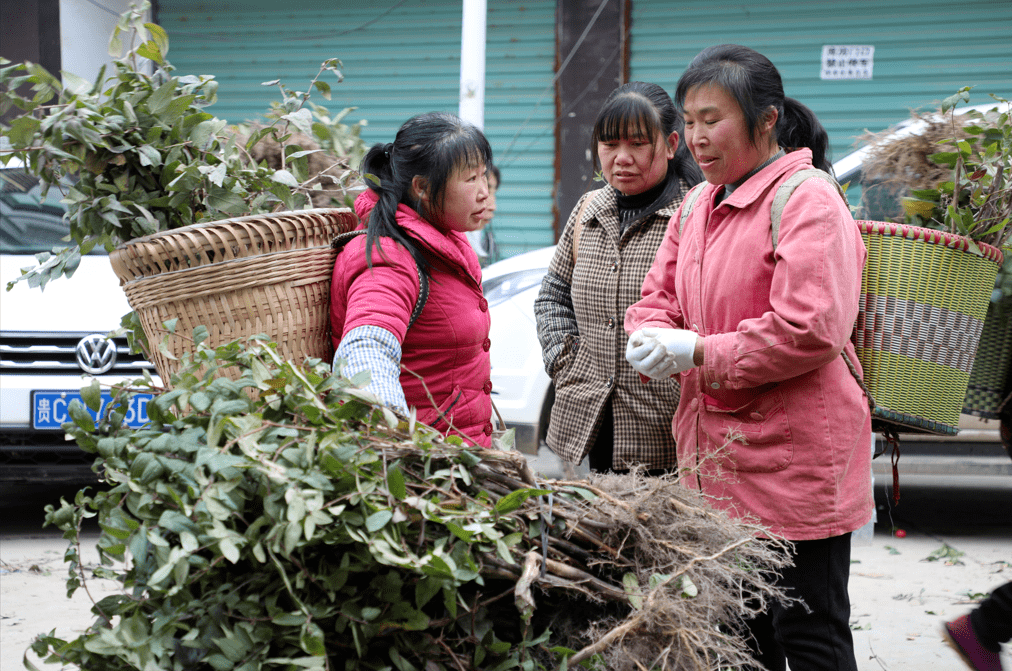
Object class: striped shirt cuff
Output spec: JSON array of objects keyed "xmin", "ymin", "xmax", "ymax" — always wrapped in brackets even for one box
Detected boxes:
[{"xmin": 334, "ymin": 325, "xmax": 408, "ymax": 414}]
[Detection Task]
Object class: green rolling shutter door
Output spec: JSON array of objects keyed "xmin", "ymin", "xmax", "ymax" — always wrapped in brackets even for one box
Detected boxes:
[
  {"xmin": 157, "ymin": 0, "xmax": 556, "ymax": 260},
  {"xmin": 629, "ymin": 0, "xmax": 1012, "ymax": 176}
]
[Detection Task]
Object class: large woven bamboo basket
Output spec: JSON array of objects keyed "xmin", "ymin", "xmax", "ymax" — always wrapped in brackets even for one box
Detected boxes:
[
  {"xmin": 109, "ymin": 208, "xmax": 358, "ymax": 384},
  {"xmin": 854, "ymin": 221, "xmax": 1004, "ymax": 435}
]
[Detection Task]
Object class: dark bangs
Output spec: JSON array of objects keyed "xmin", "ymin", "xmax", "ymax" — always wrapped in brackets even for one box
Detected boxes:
[
  {"xmin": 425, "ymin": 121, "xmax": 493, "ymax": 211},
  {"xmin": 593, "ymin": 94, "xmax": 664, "ymax": 145}
]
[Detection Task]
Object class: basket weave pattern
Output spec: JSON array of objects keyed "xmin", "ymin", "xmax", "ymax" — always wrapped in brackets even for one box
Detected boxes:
[
  {"xmin": 109, "ymin": 208, "xmax": 358, "ymax": 383},
  {"xmin": 963, "ymin": 300, "xmax": 1012, "ymax": 418},
  {"xmin": 854, "ymin": 221, "xmax": 1004, "ymax": 434}
]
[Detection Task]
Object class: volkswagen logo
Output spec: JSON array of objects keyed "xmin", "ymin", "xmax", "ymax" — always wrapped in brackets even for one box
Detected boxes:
[{"xmin": 76, "ymin": 334, "xmax": 117, "ymax": 375}]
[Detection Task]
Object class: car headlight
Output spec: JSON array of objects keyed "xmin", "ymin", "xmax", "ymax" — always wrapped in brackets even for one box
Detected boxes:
[{"xmin": 482, "ymin": 269, "xmax": 548, "ymax": 307}]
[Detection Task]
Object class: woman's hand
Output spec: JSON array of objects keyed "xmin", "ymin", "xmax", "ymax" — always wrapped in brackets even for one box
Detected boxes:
[{"xmin": 626, "ymin": 327, "xmax": 700, "ymax": 379}]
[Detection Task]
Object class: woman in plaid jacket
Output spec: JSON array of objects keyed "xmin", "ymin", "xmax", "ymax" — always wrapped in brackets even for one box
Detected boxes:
[{"xmin": 533, "ymin": 82, "xmax": 703, "ymax": 473}]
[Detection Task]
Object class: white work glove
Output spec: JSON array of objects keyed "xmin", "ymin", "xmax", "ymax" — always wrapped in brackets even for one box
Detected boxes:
[{"xmin": 625, "ymin": 327, "xmax": 700, "ymax": 379}]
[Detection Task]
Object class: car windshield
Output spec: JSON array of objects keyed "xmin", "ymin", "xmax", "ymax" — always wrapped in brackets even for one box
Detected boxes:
[{"xmin": 0, "ymin": 167, "xmax": 96, "ymax": 254}]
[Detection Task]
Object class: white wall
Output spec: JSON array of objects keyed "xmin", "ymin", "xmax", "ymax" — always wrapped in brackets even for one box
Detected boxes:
[{"xmin": 59, "ymin": 0, "xmax": 143, "ymax": 84}]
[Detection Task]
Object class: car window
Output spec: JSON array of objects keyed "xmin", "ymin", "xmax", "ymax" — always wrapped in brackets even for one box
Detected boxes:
[
  {"xmin": 837, "ymin": 162, "xmax": 911, "ymax": 223},
  {"xmin": 0, "ymin": 168, "xmax": 95, "ymax": 254}
]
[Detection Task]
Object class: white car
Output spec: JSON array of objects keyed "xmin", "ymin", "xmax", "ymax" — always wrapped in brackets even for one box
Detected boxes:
[
  {"xmin": 485, "ymin": 104, "xmax": 1008, "ymax": 478},
  {"xmin": 483, "ymin": 245, "xmax": 557, "ymax": 456},
  {"xmin": 0, "ymin": 161, "xmax": 156, "ymax": 484}
]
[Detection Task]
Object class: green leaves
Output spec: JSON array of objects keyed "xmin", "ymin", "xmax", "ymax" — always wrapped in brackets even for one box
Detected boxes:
[
  {"xmin": 494, "ymin": 487, "xmax": 553, "ymax": 515},
  {"xmin": 942, "ymin": 87, "xmax": 973, "ymax": 114},
  {"xmin": 1, "ymin": 3, "xmax": 364, "ymax": 291},
  {"xmin": 906, "ymin": 89, "xmax": 1012, "ymax": 249},
  {"xmin": 365, "ymin": 509, "xmax": 394, "ymax": 532},
  {"xmin": 190, "ymin": 118, "xmax": 228, "ymax": 151}
]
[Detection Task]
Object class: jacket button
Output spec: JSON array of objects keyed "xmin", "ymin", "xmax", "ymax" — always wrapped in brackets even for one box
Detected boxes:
[
  {"xmin": 750, "ymin": 412, "xmax": 763, "ymax": 421},
  {"xmin": 483, "ymin": 380, "xmax": 493, "ymax": 394},
  {"xmin": 710, "ymin": 382, "xmax": 720, "ymax": 390},
  {"xmin": 689, "ymin": 398, "xmax": 699, "ymax": 411},
  {"xmin": 610, "ymin": 262, "xmax": 618, "ymax": 273},
  {"xmin": 605, "ymin": 317, "xmax": 615, "ymax": 329},
  {"xmin": 479, "ymin": 297, "xmax": 488, "ymax": 312},
  {"xmin": 484, "ymin": 422, "xmax": 493, "ymax": 436},
  {"xmin": 606, "ymin": 376, "xmax": 614, "ymax": 388},
  {"xmin": 483, "ymin": 338, "xmax": 491, "ymax": 351}
]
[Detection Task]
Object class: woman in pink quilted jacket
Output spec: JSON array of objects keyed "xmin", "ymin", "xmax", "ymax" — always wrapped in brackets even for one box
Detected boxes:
[
  {"xmin": 625, "ymin": 45, "xmax": 873, "ymax": 671},
  {"xmin": 330, "ymin": 112, "xmax": 495, "ymax": 447}
]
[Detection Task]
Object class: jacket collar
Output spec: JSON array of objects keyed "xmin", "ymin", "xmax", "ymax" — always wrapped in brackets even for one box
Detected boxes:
[
  {"xmin": 718, "ymin": 148, "xmax": 815, "ymax": 209},
  {"xmin": 354, "ymin": 189, "xmax": 482, "ymax": 282},
  {"xmin": 582, "ymin": 183, "xmax": 685, "ymax": 236}
]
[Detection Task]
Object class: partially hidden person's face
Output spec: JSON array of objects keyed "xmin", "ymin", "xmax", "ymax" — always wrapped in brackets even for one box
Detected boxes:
[
  {"xmin": 597, "ymin": 129, "xmax": 676, "ymax": 196},
  {"xmin": 420, "ymin": 162, "xmax": 490, "ymax": 234},
  {"xmin": 682, "ymin": 83, "xmax": 777, "ymax": 185},
  {"xmin": 482, "ymin": 172, "xmax": 498, "ymax": 225}
]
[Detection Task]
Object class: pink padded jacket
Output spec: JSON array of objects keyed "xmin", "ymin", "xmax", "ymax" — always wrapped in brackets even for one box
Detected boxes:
[{"xmin": 330, "ymin": 190, "xmax": 493, "ymax": 447}]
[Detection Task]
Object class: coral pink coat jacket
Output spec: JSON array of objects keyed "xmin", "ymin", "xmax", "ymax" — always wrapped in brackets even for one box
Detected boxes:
[
  {"xmin": 330, "ymin": 190, "xmax": 493, "ymax": 447},
  {"xmin": 625, "ymin": 150, "xmax": 873, "ymax": 540}
]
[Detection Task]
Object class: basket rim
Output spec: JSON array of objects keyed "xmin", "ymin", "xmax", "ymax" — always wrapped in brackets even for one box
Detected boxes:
[
  {"xmin": 118, "ymin": 243, "xmax": 335, "ymax": 299},
  {"xmin": 872, "ymin": 407, "xmax": 959, "ymax": 436},
  {"xmin": 857, "ymin": 220, "xmax": 1005, "ymax": 265},
  {"xmin": 112, "ymin": 207, "xmax": 356, "ymax": 250}
]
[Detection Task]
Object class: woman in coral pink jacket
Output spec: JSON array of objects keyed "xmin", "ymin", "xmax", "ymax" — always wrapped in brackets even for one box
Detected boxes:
[
  {"xmin": 624, "ymin": 46, "xmax": 872, "ymax": 671},
  {"xmin": 330, "ymin": 112, "xmax": 495, "ymax": 447}
]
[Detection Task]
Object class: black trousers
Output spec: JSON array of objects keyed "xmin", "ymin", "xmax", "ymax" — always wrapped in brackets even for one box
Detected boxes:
[
  {"xmin": 588, "ymin": 397, "xmax": 671, "ymax": 476},
  {"xmin": 744, "ymin": 533, "xmax": 858, "ymax": 671},
  {"xmin": 588, "ymin": 397, "xmax": 616, "ymax": 473},
  {"xmin": 972, "ymin": 580, "xmax": 1012, "ymax": 650}
]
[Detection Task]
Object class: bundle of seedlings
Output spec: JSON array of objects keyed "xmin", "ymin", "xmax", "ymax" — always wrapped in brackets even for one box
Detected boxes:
[
  {"xmin": 233, "ymin": 96, "xmax": 368, "ymax": 209},
  {"xmin": 855, "ymin": 89, "xmax": 1011, "ymax": 250},
  {"xmin": 232, "ymin": 124, "xmax": 351, "ymax": 208},
  {"xmin": 854, "ymin": 108, "xmax": 976, "ymax": 223},
  {"xmin": 29, "ymin": 330, "xmax": 789, "ymax": 671}
]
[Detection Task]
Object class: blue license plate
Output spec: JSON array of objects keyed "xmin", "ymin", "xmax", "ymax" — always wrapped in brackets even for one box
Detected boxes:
[{"xmin": 32, "ymin": 390, "xmax": 154, "ymax": 430}]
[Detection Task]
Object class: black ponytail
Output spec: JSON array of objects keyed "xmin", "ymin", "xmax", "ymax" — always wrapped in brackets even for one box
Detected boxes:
[
  {"xmin": 778, "ymin": 97, "xmax": 831, "ymax": 173},
  {"xmin": 675, "ymin": 44, "xmax": 833, "ymax": 174},
  {"xmin": 360, "ymin": 111, "xmax": 493, "ymax": 279}
]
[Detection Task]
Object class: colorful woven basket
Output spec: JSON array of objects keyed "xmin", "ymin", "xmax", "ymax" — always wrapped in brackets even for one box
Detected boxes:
[
  {"xmin": 854, "ymin": 221, "xmax": 1005, "ymax": 435},
  {"xmin": 962, "ymin": 297, "xmax": 1012, "ymax": 418},
  {"xmin": 109, "ymin": 208, "xmax": 358, "ymax": 383}
]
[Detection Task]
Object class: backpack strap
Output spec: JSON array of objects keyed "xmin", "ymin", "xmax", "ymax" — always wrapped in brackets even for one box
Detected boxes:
[
  {"xmin": 769, "ymin": 168, "xmax": 847, "ymax": 252},
  {"xmin": 332, "ymin": 230, "xmax": 430, "ymax": 329},
  {"xmin": 765, "ymin": 170, "xmax": 878, "ymax": 434},
  {"xmin": 677, "ymin": 182, "xmax": 709, "ymax": 238},
  {"xmin": 571, "ymin": 188, "xmax": 602, "ymax": 265}
]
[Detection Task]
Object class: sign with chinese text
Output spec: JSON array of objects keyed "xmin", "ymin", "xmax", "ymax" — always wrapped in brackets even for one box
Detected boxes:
[{"xmin": 821, "ymin": 45, "xmax": 874, "ymax": 80}]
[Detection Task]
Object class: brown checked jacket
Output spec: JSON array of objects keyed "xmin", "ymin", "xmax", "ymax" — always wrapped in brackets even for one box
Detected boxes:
[{"xmin": 534, "ymin": 182, "xmax": 687, "ymax": 469}]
